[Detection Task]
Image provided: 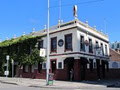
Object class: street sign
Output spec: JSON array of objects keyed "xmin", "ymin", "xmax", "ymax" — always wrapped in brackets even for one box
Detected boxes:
[
  {"xmin": 4, "ymin": 71, "xmax": 9, "ymax": 76},
  {"xmin": 40, "ymin": 49, "xmax": 46, "ymax": 57},
  {"xmin": 6, "ymin": 55, "xmax": 9, "ymax": 61}
]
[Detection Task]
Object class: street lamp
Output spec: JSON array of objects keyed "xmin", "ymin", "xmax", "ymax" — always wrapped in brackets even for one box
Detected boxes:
[{"xmin": 46, "ymin": 0, "xmax": 50, "ymax": 85}]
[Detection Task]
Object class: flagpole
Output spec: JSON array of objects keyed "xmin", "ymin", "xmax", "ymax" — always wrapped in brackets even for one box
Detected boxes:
[{"xmin": 46, "ymin": 0, "xmax": 50, "ymax": 85}]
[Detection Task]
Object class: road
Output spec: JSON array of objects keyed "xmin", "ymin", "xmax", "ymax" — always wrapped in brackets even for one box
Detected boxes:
[{"xmin": 0, "ymin": 82, "xmax": 120, "ymax": 90}]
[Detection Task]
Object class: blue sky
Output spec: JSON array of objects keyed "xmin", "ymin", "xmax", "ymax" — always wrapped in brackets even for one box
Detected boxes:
[{"xmin": 0, "ymin": 0, "xmax": 119, "ymax": 42}]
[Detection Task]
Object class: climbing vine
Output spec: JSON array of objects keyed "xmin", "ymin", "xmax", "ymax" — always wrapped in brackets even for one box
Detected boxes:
[{"xmin": 0, "ymin": 35, "xmax": 46, "ymax": 76}]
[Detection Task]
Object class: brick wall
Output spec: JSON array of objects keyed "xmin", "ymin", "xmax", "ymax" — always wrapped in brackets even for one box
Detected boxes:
[
  {"xmin": 110, "ymin": 49, "xmax": 120, "ymax": 61},
  {"xmin": 106, "ymin": 69, "xmax": 120, "ymax": 79}
]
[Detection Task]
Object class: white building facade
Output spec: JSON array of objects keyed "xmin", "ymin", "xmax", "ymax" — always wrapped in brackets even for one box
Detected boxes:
[{"xmin": 20, "ymin": 19, "xmax": 110, "ymax": 81}]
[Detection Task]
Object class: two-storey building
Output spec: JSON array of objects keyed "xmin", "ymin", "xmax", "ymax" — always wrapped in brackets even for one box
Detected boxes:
[{"xmin": 19, "ymin": 19, "xmax": 110, "ymax": 81}]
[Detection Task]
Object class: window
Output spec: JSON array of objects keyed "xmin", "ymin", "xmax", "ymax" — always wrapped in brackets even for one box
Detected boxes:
[
  {"xmin": 89, "ymin": 38, "xmax": 93, "ymax": 53},
  {"xmin": 96, "ymin": 41, "xmax": 99, "ymax": 49},
  {"xmin": 51, "ymin": 37, "xmax": 57, "ymax": 52},
  {"xmin": 38, "ymin": 62, "xmax": 42, "ymax": 73},
  {"xmin": 101, "ymin": 43, "xmax": 104, "ymax": 55},
  {"xmin": 58, "ymin": 62, "xmax": 62, "ymax": 69},
  {"xmin": 38, "ymin": 40, "xmax": 43, "ymax": 49},
  {"xmin": 105, "ymin": 45, "xmax": 108, "ymax": 55},
  {"xmin": 65, "ymin": 34, "xmax": 72, "ymax": 51},
  {"xmin": 43, "ymin": 63, "xmax": 46, "ymax": 69},
  {"xmin": 80, "ymin": 35, "xmax": 85, "ymax": 51},
  {"xmin": 112, "ymin": 62, "xmax": 118, "ymax": 68}
]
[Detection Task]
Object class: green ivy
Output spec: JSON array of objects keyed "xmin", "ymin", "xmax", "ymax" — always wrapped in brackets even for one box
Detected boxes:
[{"xmin": 0, "ymin": 35, "xmax": 45, "ymax": 76}]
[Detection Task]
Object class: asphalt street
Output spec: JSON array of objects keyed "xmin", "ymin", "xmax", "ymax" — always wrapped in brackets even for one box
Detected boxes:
[{"xmin": 0, "ymin": 82, "xmax": 120, "ymax": 90}]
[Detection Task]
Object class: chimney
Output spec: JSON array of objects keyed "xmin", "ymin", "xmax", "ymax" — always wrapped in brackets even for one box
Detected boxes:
[
  {"xmin": 85, "ymin": 21, "xmax": 88, "ymax": 27},
  {"xmin": 6, "ymin": 37, "xmax": 9, "ymax": 40},
  {"xmin": 61, "ymin": 20, "xmax": 63, "ymax": 24},
  {"xmin": 44, "ymin": 25, "xmax": 46, "ymax": 32},
  {"xmin": 94, "ymin": 26, "xmax": 96, "ymax": 30},
  {"xmin": 100, "ymin": 30, "xmax": 103, "ymax": 33},
  {"xmin": 86, "ymin": 21, "xmax": 88, "ymax": 24},
  {"xmin": 58, "ymin": 19, "xmax": 60, "ymax": 28},
  {"xmin": 13, "ymin": 34, "xmax": 16, "ymax": 39},
  {"xmin": 23, "ymin": 32, "xmax": 25, "ymax": 36},
  {"xmin": 32, "ymin": 28, "xmax": 35, "ymax": 33}
]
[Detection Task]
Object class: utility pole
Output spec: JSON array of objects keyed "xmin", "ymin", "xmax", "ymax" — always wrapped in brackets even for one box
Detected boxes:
[{"xmin": 46, "ymin": 0, "xmax": 50, "ymax": 85}]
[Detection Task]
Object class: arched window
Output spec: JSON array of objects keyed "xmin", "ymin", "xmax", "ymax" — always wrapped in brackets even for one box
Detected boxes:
[{"xmin": 112, "ymin": 62, "xmax": 118, "ymax": 68}]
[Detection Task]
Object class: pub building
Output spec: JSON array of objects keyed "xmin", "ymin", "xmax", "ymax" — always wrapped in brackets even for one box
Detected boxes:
[
  {"xmin": 19, "ymin": 23, "xmax": 110, "ymax": 80},
  {"xmin": 18, "ymin": 5, "xmax": 110, "ymax": 81}
]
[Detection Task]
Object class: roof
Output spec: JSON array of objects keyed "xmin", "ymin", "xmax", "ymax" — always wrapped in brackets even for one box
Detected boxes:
[{"xmin": 0, "ymin": 19, "xmax": 109, "ymax": 43}]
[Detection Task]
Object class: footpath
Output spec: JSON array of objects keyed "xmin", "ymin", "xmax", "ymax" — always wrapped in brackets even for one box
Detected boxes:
[{"xmin": 0, "ymin": 77, "xmax": 120, "ymax": 89}]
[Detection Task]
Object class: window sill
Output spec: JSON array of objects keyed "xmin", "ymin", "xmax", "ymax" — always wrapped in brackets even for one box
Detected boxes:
[
  {"xmin": 50, "ymin": 51, "xmax": 57, "ymax": 53},
  {"xmin": 64, "ymin": 49, "xmax": 73, "ymax": 52},
  {"xmin": 80, "ymin": 50, "xmax": 85, "ymax": 52},
  {"xmin": 89, "ymin": 52, "xmax": 93, "ymax": 54}
]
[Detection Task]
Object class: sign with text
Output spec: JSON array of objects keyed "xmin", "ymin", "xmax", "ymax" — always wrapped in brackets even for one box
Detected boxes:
[
  {"xmin": 4, "ymin": 71, "xmax": 9, "ymax": 76},
  {"xmin": 40, "ymin": 49, "xmax": 46, "ymax": 57},
  {"xmin": 6, "ymin": 55, "xmax": 9, "ymax": 61}
]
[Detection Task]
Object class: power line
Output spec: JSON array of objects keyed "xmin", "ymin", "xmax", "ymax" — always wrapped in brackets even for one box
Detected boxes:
[{"xmin": 50, "ymin": 0, "xmax": 104, "ymax": 8}]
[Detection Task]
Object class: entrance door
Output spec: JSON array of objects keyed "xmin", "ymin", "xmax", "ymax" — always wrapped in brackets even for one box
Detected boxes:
[
  {"xmin": 81, "ymin": 64, "xmax": 86, "ymax": 80},
  {"xmin": 51, "ymin": 60, "xmax": 56, "ymax": 74},
  {"xmin": 102, "ymin": 61, "xmax": 105, "ymax": 79},
  {"xmin": 96, "ymin": 60, "xmax": 100, "ymax": 79},
  {"xmin": 64, "ymin": 57, "xmax": 74, "ymax": 80}
]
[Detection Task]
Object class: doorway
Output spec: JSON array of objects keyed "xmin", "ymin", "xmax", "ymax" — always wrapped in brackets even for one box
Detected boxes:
[
  {"xmin": 51, "ymin": 60, "xmax": 56, "ymax": 74},
  {"xmin": 80, "ymin": 57, "xmax": 88, "ymax": 81},
  {"xmin": 64, "ymin": 57, "xmax": 74, "ymax": 80}
]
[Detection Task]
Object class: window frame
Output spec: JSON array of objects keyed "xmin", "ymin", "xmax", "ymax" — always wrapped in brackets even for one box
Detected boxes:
[
  {"xmin": 80, "ymin": 35, "xmax": 85, "ymax": 51},
  {"xmin": 101, "ymin": 43, "xmax": 104, "ymax": 56},
  {"xmin": 42, "ymin": 62, "xmax": 46, "ymax": 69},
  {"xmin": 51, "ymin": 37, "xmax": 57, "ymax": 53},
  {"xmin": 38, "ymin": 40, "xmax": 43, "ymax": 50},
  {"xmin": 58, "ymin": 62, "xmax": 62, "ymax": 69},
  {"xmin": 105, "ymin": 44, "xmax": 108, "ymax": 55},
  {"xmin": 95, "ymin": 41, "xmax": 99, "ymax": 49},
  {"xmin": 64, "ymin": 33, "xmax": 72, "ymax": 51},
  {"xmin": 89, "ymin": 38, "xmax": 93, "ymax": 53}
]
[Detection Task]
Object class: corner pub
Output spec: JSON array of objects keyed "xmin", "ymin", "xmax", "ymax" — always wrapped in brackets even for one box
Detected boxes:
[
  {"xmin": 19, "ymin": 18, "xmax": 110, "ymax": 81},
  {"xmin": 1, "ymin": 6, "xmax": 110, "ymax": 81}
]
